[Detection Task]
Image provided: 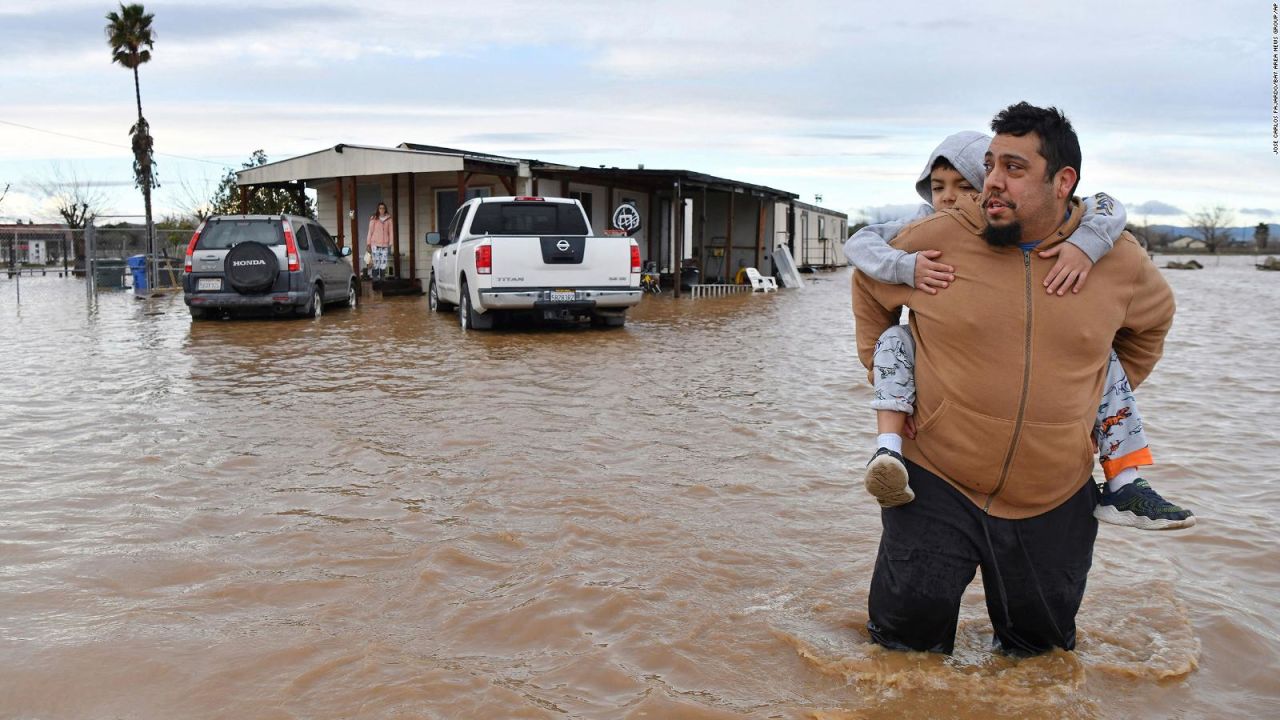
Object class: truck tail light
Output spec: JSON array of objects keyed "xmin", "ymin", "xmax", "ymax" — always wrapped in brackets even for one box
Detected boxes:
[
  {"xmin": 630, "ymin": 244, "xmax": 641, "ymax": 274},
  {"xmin": 184, "ymin": 220, "xmax": 205, "ymax": 273},
  {"xmin": 281, "ymin": 219, "xmax": 300, "ymax": 272},
  {"xmin": 476, "ymin": 244, "xmax": 492, "ymax": 274}
]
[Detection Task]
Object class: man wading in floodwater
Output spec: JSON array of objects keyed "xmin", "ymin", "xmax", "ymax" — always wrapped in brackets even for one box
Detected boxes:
[{"xmin": 852, "ymin": 102, "xmax": 1176, "ymax": 655}]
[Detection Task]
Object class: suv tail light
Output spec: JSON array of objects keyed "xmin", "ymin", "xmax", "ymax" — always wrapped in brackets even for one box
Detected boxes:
[
  {"xmin": 281, "ymin": 219, "xmax": 300, "ymax": 272},
  {"xmin": 183, "ymin": 220, "xmax": 206, "ymax": 273},
  {"xmin": 476, "ymin": 244, "xmax": 492, "ymax": 274},
  {"xmin": 630, "ymin": 244, "xmax": 641, "ymax": 273},
  {"xmin": 514, "ymin": 196, "xmax": 544, "ymax": 202}
]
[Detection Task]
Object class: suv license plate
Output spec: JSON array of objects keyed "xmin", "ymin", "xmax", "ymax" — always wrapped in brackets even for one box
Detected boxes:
[
  {"xmin": 548, "ymin": 291, "xmax": 576, "ymax": 302},
  {"xmin": 197, "ymin": 278, "xmax": 221, "ymax": 291}
]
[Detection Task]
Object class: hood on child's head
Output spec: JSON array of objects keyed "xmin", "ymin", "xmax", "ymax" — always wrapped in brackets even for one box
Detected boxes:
[{"xmin": 914, "ymin": 131, "xmax": 991, "ymax": 205}]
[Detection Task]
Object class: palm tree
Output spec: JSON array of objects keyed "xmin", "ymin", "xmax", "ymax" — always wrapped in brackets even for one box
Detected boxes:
[{"xmin": 105, "ymin": 3, "xmax": 157, "ymax": 287}]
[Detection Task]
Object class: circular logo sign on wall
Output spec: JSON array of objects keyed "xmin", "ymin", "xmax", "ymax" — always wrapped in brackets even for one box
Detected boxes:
[{"xmin": 611, "ymin": 203, "xmax": 642, "ymax": 236}]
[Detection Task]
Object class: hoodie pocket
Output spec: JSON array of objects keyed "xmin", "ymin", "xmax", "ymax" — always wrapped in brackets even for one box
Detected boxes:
[
  {"xmin": 915, "ymin": 399, "xmax": 1014, "ymax": 495},
  {"xmin": 1002, "ymin": 418, "xmax": 1094, "ymax": 509}
]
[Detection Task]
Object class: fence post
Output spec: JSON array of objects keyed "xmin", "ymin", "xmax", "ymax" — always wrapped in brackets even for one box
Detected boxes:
[
  {"xmin": 85, "ymin": 224, "xmax": 96, "ymax": 301},
  {"xmin": 147, "ymin": 219, "xmax": 157, "ymax": 296}
]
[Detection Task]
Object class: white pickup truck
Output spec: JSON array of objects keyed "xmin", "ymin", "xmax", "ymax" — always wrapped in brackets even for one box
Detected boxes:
[{"xmin": 426, "ymin": 196, "xmax": 642, "ymax": 329}]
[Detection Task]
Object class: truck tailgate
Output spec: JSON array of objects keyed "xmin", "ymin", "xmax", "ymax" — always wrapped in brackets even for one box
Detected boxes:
[{"xmin": 489, "ymin": 236, "xmax": 635, "ymax": 288}]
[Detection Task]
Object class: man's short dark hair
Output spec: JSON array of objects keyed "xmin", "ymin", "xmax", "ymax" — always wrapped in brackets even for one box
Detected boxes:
[{"xmin": 990, "ymin": 102, "xmax": 1081, "ymax": 197}]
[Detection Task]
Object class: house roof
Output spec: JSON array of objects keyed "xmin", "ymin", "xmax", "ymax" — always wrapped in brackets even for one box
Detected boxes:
[
  {"xmin": 531, "ymin": 165, "xmax": 798, "ymax": 201},
  {"xmin": 0, "ymin": 223, "xmax": 73, "ymax": 238},
  {"xmin": 236, "ymin": 143, "xmax": 581, "ymax": 186},
  {"xmin": 235, "ymin": 142, "xmax": 797, "ymax": 201},
  {"xmin": 790, "ymin": 198, "xmax": 849, "ymax": 219},
  {"xmin": 237, "ymin": 144, "xmax": 470, "ymax": 185}
]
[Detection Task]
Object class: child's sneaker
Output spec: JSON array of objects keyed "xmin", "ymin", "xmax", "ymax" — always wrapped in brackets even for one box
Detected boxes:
[
  {"xmin": 1094, "ymin": 478, "xmax": 1195, "ymax": 530},
  {"xmin": 864, "ymin": 448, "xmax": 914, "ymax": 508}
]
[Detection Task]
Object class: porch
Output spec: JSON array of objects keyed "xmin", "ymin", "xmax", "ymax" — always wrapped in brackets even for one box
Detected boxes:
[{"xmin": 234, "ymin": 142, "xmax": 807, "ymax": 297}]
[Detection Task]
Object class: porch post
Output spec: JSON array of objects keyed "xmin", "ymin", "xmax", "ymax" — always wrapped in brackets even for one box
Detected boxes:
[
  {"xmin": 392, "ymin": 173, "xmax": 401, "ymax": 278},
  {"xmin": 726, "ymin": 190, "xmax": 735, "ymax": 281},
  {"xmin": 673, "ymin": 180, "xmax": 683, "ymax": 299},
  {"xmin": 335, "ymin": 179, "xmax": 345, "ymax": 248},
  {"xmin": 648, "ymin": 192, "xmax": 659, "ymax": 269},
  {"xmin": 755, "ymin": 198, "xmax": 765, "ymax": 271},
  {"xmin": 408, "ymin": 173, "xmax": 417, "ymax": 280},
  {"xmin": 700, "ymin": 186, "xmax": 708, "ymax": 278},
  {"xmin": 349, "ymin": 176, "xmax": 361, "ymax": 289}
]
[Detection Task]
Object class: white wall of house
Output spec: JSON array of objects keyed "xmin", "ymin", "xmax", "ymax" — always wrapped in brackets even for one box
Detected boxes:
[
  {"xmin": 314, "ymin": 173, "xmax": 515, "ymax": 280},
  {"xmin": 778, "ymin": 203, "xmax": 848, "ymax": 268},
  {"xmin": 303, "ymin": 169, "xmax": 799, "ymax": 285}
]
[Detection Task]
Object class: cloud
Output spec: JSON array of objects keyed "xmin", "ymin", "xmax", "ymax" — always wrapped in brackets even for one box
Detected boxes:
[
  {"xmin": 458, "ymin": 132, "xmax": 569, "ymax": 145},
  {"xmin": 1, "ymin": 1, "xmax": 1274, "ymax": 222},
  {"xmin": 38, "ymin": 180, "xmax": 135, "ymax": 189},
  {"xmin": 800, "ymin": 132, "xmax": 889, "ymax": 141},
  {"xmin": 1239, "ymin": 208, "xmax": 1275, "ymax": 217},
  {"xmin": 856, "ymin": 204, "xmax": 923, "ymax": 224},
  {"xmin": 1129, "ymin": 200, "xmax": 1185, "ymax": 216}
]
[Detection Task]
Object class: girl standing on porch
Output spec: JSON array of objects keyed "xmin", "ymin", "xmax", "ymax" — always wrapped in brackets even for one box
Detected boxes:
[{"xmin": 367, "ymin": 202, "xmax": 394, "ymax": 280}]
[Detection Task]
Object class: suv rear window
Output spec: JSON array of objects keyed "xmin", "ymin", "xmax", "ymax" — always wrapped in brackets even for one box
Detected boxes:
[
  {"xmin": 197, "ymin": 219, "xmax": 283, "ymax": 249},
  {"xmin": 469, "ymin": 203, "xmax": 589, "ymax": 236}
]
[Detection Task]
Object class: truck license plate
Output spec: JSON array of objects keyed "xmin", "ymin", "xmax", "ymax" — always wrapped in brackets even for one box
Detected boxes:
[
  {"xmin": 548, "ymin": 291, "xmax": 576, "ymax": 302},
  {"xmin": 197, "ymin": 278, "xmax": 221, "ymax": 291}
]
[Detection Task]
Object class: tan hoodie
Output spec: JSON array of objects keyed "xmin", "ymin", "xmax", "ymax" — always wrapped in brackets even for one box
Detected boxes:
[{"xmin": 853, "ymin": 193, "xmax": 1175, "ymax": 519}]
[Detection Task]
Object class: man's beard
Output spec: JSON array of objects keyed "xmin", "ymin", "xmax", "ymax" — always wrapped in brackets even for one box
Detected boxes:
[{"xmin": 983, "ymin": 221, "xmax": 1023, "ymax": 247}]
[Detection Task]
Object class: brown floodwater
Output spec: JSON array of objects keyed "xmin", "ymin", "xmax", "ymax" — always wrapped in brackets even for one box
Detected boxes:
[{"xmin": 1, "ymin": 256, "xmax": 1277, "ymax": 719}]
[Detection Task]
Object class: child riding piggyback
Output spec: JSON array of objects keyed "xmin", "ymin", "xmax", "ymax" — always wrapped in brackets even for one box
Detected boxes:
[{"xmin": 844, "ymin": 130, "xmax": 1194, "ymax": 531}]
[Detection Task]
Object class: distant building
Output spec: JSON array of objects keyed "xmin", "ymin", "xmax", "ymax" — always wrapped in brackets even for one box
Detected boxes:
[
  {"xmin": 782, "ymin": 199, "xmax": 849, "ymax": 269},
  {"xmin": 1169, "ymin": 236, "xmax": 1207, "ymax": 250},
  {"xmin": 0, "ymin": 223, "xmax": 73, "ymax": 264}
]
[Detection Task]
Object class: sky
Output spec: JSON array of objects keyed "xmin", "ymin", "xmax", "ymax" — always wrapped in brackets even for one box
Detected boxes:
[{"xmin": 1, "ymin": 0, "xmax": 1276, "ymax": 229}]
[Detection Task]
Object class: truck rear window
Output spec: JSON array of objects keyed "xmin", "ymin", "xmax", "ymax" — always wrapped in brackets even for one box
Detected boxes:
[
  {"xmin": 197, "ymin": 220, "xmax": 283, "ymax": 249},
  {"xmin": 470, "ymin": 203, "xmax": 589, "ymax": 236}
]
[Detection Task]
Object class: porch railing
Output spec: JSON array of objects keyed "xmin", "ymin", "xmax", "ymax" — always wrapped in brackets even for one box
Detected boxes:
[{"xmin": 689, "ymin": 283, "xmax": 751, "ymax": 299}]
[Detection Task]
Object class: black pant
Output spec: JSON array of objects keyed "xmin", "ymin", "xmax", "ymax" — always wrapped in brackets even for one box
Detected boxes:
[{"xmin": 867, "ymin": 461, "xmax": 1099, "ymax": 656}]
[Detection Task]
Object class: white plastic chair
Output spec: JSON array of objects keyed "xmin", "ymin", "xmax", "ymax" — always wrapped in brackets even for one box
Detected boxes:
[{"xmin": 743, "ymin": 267, "xmax": 778, "ymax": 292}]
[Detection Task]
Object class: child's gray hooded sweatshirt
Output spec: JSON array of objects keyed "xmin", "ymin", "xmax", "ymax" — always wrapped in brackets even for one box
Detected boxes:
[{"xmin": 843, "ymin": 131, "xmax": 1125, "ymax": 286}]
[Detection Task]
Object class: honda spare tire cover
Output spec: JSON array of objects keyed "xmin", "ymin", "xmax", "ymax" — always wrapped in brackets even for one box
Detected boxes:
[{"xmin": 225, "ymin": 241, "xmax": 279, "ymax": 293}]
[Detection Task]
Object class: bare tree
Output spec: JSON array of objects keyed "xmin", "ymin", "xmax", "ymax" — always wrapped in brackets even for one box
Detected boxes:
[
  {"xmin": 171, "ymin": 173, "xmax": 217, "ymax": 223},
  {"xmin": 1190, "ymin": 205, "xmax": 1235, "ymax": 253},
  {"xmin": 35, "ymin": 165, "xmax": 111, "ymax": 263},
  {"xmin": 1125, "ymin": 223, "xmax": 1146, "ymax": 249}
]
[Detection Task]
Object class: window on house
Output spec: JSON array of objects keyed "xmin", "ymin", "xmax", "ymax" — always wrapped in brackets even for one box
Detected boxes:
[{"xmin": 569, "ymin": 191, "xmax": 594, "ymax": 229}]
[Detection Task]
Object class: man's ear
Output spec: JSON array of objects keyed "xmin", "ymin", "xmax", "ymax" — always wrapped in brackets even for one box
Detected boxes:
[{"xmin": 1054, "ymin": 167, "xmax": 1078, "ymax": 200}]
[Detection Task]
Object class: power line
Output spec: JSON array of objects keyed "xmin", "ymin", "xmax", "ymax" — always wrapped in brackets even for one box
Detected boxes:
[{"xmin": 0, "ymin": 118, "xmax": 235, "ymax": 167}]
